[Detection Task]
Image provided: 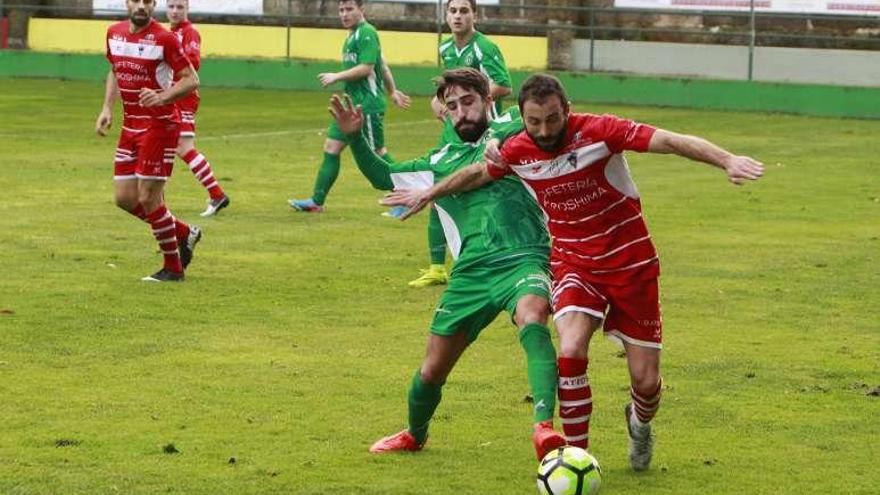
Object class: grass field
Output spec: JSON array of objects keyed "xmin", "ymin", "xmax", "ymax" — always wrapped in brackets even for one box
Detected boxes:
[{"xmin": 0, "ymin": 78, "xmax": 878, "ymax": 494}]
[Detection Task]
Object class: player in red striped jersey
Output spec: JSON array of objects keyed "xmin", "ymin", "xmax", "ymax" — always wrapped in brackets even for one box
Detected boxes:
[
  {"xmin": 384, "ymin": 73, "xmax": 763, "ymax": 470},
  {"xmin": 167, "ymin": 0, "xmax": 230, "ymax": 217},
  {"xmin": 95, "ymin": 0, "xmax": 201, "ymax": 282}
]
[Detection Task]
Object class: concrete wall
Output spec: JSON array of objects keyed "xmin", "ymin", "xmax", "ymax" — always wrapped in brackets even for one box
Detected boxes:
[{"xmin": 572, "ymin": 39, "xmax": 880, "ymax": 88}]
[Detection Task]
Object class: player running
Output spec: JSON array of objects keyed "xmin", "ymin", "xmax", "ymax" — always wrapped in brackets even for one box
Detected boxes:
[
  {"xmin": 409, "ymin": 0, "xmax": 514, "ymax": 289},
  {"xmin": 288, "ymin": 0, "xmax": 410, "ymax": 213},
  {"xmin": 330, "ymin": 68, "xmax": 565, "ymax": 460},
  {"xmin": 385, "ymin": 73, "xmax": 764, "ymax": 470},
  {"xmin": 95, "ymin": 0, "xmax": 201, "ymax": 282},
  {"xmin": 166, "ymin": 0, "xmax": 230, "ymax": 217}
]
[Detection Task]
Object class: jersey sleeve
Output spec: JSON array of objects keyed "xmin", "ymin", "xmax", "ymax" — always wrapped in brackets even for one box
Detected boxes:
[
  {"xmin": 356, "ymin": 26, "xmax": 381, "ymax": 66},
  {"xmin": 183, "ymin": 28, "xmax": 201, "ymax": 71},
  {"xmin": 477, "ymin": 38, "xmax": 511, "ymax": 89},
  {"xmin": 595, "ymin": 114, "xmax": 656, "ymax": 154},
  {"xmin": 349, "ymin": 133, "xmax": 433, "ymax": 191},
  {"xmin": 162, "ymin": 32, "xmax": 192, "ymax": 74}
]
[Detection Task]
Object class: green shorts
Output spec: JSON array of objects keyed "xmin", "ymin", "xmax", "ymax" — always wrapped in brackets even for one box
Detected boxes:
[
  {"xmin": 430, "ymin": 255, "xmax": 551, "ymax": 342},
  {"xmin": 327, "ymin": 112, "xmax": 385, "ymax": 149}
]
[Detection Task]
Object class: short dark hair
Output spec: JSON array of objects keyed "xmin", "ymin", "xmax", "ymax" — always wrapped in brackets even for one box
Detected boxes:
[
  {"xmin": 518, "ymin": 73, "xmax": 569, "ymax": 111},
  {"xmin": 447, "ymin": 0, "xmax": 477, "ymax": 11},
  {"xmin": 340, "ymin": 0, "xmax": 364, "ymax": 6},
  {"xmin": 434, "ymin": 68, "xmax": 490, "ymax": 102}
]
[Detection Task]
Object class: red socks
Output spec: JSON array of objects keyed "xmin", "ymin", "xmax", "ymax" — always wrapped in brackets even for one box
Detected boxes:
[
  {"xmin": 182, "ymin": 149, "xmax": 225, "ymax": 200},
  {"xmin": 558, "ymin": 357, "xmax": 592, "ymax": 450},
  {"xmin": 145, "ymin": 204, "xmax": 182, "ymax": 273}
]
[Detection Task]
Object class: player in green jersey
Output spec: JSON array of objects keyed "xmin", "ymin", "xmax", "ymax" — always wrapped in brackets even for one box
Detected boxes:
[
  {"xmin": 409, "ymin": 0, "xmax": 514, "ymax": 289},
  {"xmin": 289, "ymin": 0, "xmax": 410, "ymax": 213},
  {"xmin": 326, "ymin": 68, "xmax": 566, "ymax": 460}
]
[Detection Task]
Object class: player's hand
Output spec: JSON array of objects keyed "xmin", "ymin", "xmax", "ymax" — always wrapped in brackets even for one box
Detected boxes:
[
  {"xmin": 391, "ymin": 89, "xmax": 411, "ymax": 109},
  {"xmin": 380, "ymin": 188, "xmax": 431, "ymax": 220},
  {"xmin": 318, "ymin": 72, "xmax": 339, "ymax": 87},
  {"xmin": 484, "ymin": 138, "xmax": 505, "ymax": 168},
  {"xmin": 328, "ymin": 94, "xmax": 364, "ymax": 135},
  {"xmin": 95, "ymin": 109, "xmax": 113, "ymax": 137},
  {"xmin": 723, "ymin": 155, "xmax": 764, "ymax": 185},
  {"xmin": 138, "ymin": 88, "xmax": 165, "ymax": 107}
]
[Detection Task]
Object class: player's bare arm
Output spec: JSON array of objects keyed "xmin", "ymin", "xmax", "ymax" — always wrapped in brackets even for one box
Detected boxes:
[
  {"xmin": 381, "ymin": 62, "xmax": 411, "ymax": 109},
  {"xmin": 648, "ymin": 129, "xmax": 765, "ymax": 185},
  {"xmin": 318, "ymin": 64, "xmax": 374, "ymax": 87},
  {"xmin": 138, "ymin": 65, "xmax": 199, "ymax": 107},
  {"xmin": 380, "ymin": 162, "xmax": 494, "ymax": 220},
  {"xmin": 95, "ymin": 69, "xmax": 118, "ymax": 136}
]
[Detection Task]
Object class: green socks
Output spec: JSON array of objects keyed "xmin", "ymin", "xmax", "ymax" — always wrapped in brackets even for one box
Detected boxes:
[
  {"xmin": 519, "ymin": 323, "xmax": 558, "ymax": 423},
  {"xmin": 407, "ymin": 370, "xmax": 443, "ymax": 444},
  {"xmin": 312, "ymin": 152, "xmax": 341, "ymax": 205},
  {"xmin": 428, "ymin": 207, "xmax": 447, "ymax": 265}
]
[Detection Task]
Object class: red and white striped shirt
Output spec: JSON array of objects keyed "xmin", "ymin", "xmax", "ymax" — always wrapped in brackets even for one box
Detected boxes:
[
  {"xmin": 171, "ymin": 20, "xmax": 201, "ymax": 105},
  {"xmin": 495, "ymin": 113, "xmax": 659, "ymax": 285},
  {"xmin": 105, "ymin": 19, "xmax": 191, "ymax": 127}
]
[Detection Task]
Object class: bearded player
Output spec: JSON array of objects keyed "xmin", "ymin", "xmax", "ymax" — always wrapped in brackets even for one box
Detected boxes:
[{"xmin": 95, "ymin": 0, "xmax": 201, "ymax": 281}]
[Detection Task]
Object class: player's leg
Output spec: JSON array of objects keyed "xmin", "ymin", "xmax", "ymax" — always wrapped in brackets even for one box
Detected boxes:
[
  {"xmin": 289, "ymin": 127, "xmax": 345, "ymax": 212},
  {"xmin": 176, "ymin": 132, "xmax": 230, "ymax": 217},
  {"xmin": 501, "ymin": 260, "xmax": 565, "ymax": 459},
  {"xmin": 371, "ymin": 271, "xmax": 494, "ymax": 453},
  {"xmin": 137, "ymin": 124, "xmax": 194, "ymax": 281},
  {"xmin": 551, "ymin": 265, "xmax": 607, "ymax": 451},
  {"xmin": 114, "ymin": 128, "xmax": 146, "ymax": 219},
  {"xmin": 408, "ymin": 207, "xmax": 449, "ymax": 287},
  {"xmin": 369, "ymin": 330, "xmax": 470, "ymax": 454},
  {"xmin": 604, "ymin": 277, "xmax": 663, "ymax": 471}
]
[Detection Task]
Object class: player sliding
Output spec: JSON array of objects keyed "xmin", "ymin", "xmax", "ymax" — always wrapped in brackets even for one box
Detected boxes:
[
  {"xmin": 329, "ymin": 68, "xmax": 566, "ymax": 460},
  {"xmin": 95, "ymin": 0, "xmax": 202, "ymax": 282},
  {"xmin": 166, "ymin": 0, "xmax": 230, "ymax": 217},
  {"xmin": 288, "ymin": 0, "xmax": 410, "ymax": 213},
  {"xmin": 384, "ymin": 73, "xmax": 764, "ymax": 470}
]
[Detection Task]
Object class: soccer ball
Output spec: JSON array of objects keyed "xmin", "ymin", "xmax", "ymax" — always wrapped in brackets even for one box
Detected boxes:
[{"xmin": 536, "ymin": 446, "xmax": 602, "ymax": 495}]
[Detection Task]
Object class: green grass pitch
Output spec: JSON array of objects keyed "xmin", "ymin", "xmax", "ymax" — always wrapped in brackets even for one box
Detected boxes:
[{"xmin": 0, "ymin": 78, "xmax": 877, "ymax": 494}]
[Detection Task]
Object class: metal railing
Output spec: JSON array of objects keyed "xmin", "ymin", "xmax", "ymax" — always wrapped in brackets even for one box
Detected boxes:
[{"xmin": 3, "ymin": 0, "xmax": 879, "ymax": 81}]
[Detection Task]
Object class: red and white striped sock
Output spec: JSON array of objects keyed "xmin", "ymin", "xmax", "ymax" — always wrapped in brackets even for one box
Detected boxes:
[
  {"xmin": 145, "ymin": 204, "xmax": 182, "ymax": 273},
  {"xmin": 128, "ymin": 204, "xmax": 146, "ymax": 221},
  {"xmin": 182, "ymin": 149, "xmax": 225, "ymax": 200},
  {"xmin": 558, "ymin": 357, "xmax": 592, "ymax": 450},
  {"xmin": 174, "ymin": 216, "xmax": 191, "ymax": 246},
  {"xmin": 630, "ymin": 378, "xmax": 663, "ymax": 425}
]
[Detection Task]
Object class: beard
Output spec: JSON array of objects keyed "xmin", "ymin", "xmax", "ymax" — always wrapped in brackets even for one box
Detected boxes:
[
  {"xmin": 454, "ymin": 115, "xmax": 489, "ymax": 143},
  {"xmin": 530, "ymin": 122, "xmax": 568, "ymax": 152},
  {"xmin": 130, "ymin": 10, "xmax": 150, "ymax": 27}
]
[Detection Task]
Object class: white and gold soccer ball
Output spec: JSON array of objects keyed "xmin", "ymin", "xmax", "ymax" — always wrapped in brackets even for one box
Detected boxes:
[{"xmin": 536, "ymin": 446, "xmax": 602, "ymax": 495}]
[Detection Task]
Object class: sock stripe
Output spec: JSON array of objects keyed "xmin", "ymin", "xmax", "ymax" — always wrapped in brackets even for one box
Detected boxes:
[{"xmin": 561, "ymin": 414, "xmax": 591, "ymax": 424}]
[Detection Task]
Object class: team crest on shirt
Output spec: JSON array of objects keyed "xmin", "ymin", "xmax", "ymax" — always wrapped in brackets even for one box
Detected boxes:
[
  {"xmin": 464, "ymin": 54, "xmax": 474, "ymax": 65},
  {"xmin": 566, "ymin": 151, "xmax": 578, "ymax": 169}
]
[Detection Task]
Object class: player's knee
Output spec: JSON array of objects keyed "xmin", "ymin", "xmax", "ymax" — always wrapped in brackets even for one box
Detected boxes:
[
  {"xmin": 631, "ymin": 368, "xmax": 661, "ymax": 396},
  {"xmin": 558, "ymin": 336, "xmax": 588, "ymax": 360},
  {"xmin": 419, "ymin": 366, "xmax": 447, "ymax": 385}
]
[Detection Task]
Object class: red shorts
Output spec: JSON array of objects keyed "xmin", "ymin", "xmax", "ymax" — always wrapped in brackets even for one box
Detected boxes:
[
  {"xmin": 551, "ymin": 262, "xmax": 662, "ymax": 349},
  {"xmin": 177, "ymin": 95, "xmax": 200, "ymax": 137},
  {"xmin": 114, "ymin": 122, "xmax": 180, "ymax": 181}
]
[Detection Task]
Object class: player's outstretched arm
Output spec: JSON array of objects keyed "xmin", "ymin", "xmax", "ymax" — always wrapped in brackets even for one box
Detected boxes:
[
  {"xmin": 95, "ymin": 70, "xmax": 118, "ymax": 136},
  {"xmin": 381, "ymin": 162, "xmax": 495, "ymax": 220},
  {"xmin": 648, "ymin": 129, "xmax": 764, "ymax": 185},
  {"xmin": 381, "ymin": 62, "xmax": 411, "ymax": 109},
  {"xmin": 139, "ymin": 65, "xmax": 199, "ymax": 107}
]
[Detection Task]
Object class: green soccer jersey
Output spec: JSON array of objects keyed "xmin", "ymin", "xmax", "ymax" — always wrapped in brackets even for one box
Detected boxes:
[
  {"xmin": 350, "ymin": 107, "xmax": 549, "ymax": 273},
  {"xmin": 342, "ymin": 21, "xmax": 386, "ymax": 114},
  {"xmin": 439, "ymin": 31, "xmax": 511, "ymax": 115}
]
